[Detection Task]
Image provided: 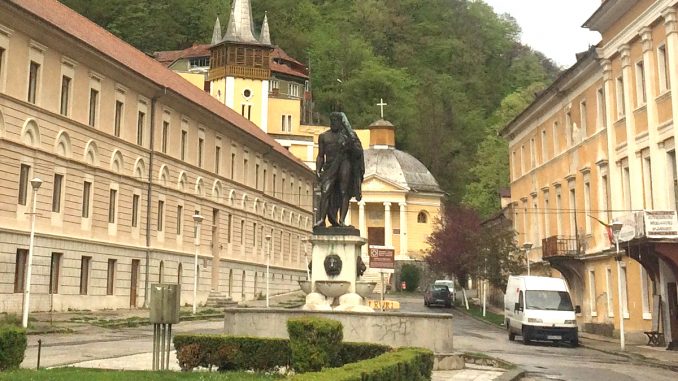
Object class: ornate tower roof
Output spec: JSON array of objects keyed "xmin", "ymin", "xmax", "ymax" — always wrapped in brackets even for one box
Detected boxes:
[
  {"xmin": 211, "ymin": 17, "xmax": 222, "ymax": 45},
  {"xmin": 260, "ymin": 12, "xmax": 271, "ymax": 45},
  {"xmin": 221, "ymin": 0, "xmax": 263, "ymax": 45}
]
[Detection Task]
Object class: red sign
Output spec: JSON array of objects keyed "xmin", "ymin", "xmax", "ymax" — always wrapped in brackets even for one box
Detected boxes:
[
  {"xmin": 369, "ymin": 247, "xmax": 395, "ymax": 269},
  {"xmin": 401, "ymin": 281, "xmax": 407, "ymax": 290}
]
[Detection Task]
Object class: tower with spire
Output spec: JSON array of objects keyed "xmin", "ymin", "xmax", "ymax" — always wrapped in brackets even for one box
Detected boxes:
[{"xmin": 209, "ymin": 0, "xmax": 273, "ymax": 131}]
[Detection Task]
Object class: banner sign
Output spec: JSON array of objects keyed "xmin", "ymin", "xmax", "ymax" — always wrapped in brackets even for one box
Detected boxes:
[
  {"xmin": 643, "ymin": 211, "xmax": 678, "ymax": 239},
  {"xmin": 368, "ymin": 247, "xmax": 395, "ymax": 269}
]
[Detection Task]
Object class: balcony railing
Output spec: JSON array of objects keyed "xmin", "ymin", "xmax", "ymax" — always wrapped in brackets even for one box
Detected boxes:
[{"xmin": 541, "ymin": 235, "xmax": 580, "ymax": 259}]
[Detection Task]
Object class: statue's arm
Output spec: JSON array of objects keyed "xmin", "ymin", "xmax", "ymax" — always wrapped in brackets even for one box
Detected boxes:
[{"xmin": 316, "ymin": 134, "xmax": 325, "ymax": 177}]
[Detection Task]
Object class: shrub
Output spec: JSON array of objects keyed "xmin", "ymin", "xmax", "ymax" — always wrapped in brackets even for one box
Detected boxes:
[
  {"xmin": 287, "ymin": 317, "xmax": 343, "ymax": 373},
  {"xmin": 339, "ymin": 342, "xmax": 390, "ymax": 364},
  {"xmin": 291, "ymin": 347, "xmax": 434, "ymax": 381},
  {"xmin": 0, "ymin": 325, "xmax": 27, "ymax": 370},
  {"xmin": 173, "ymin": 335, "xmax": 290, "ymax": 371},
  {"xmin": 400, "ymin": 264, "xmax": 421, "ymax": 291}
]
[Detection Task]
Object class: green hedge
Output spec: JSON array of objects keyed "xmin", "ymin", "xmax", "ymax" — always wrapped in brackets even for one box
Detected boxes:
[
  {"xmin": 287, "ymin": 317, "xmax": 343, "ymax": 373},
  {"xmin": 291, "ymin": 347, "xmax": 434, "ymax": 381},
  {"xmin": 339, "ymin": 342, "xmax": 390, "ymax": 365},
  {"xmin": 173, "ymin": 335, "xmax": 290, "ymax": 371},
  {"xmin": 0, "ymin": 325, "xmax": 27, "ymax": 370}
]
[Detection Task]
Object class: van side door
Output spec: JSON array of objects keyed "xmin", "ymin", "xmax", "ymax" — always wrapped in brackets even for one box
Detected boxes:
[{"xmin": 515, "ymin": 290, "xmax": 525, "ymax": 328}]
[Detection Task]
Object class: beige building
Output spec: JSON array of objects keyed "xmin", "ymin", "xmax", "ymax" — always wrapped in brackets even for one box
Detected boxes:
[
  {"xmin": 0, "ymin": 0, "xmax": 314, "ymax": 314},
  {"xmin": 502, "ymin": 0, "xmax": 678, "ymax": 349}
]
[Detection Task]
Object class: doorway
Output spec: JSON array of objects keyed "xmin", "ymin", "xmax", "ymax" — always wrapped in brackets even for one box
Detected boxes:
[{"xmin": 668, "ymin": 282, "xmax": 678, "ymax": 348}]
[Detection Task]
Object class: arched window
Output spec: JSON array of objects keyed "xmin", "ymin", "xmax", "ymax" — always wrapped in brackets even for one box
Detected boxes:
[{"xmin": 417, "ymin": 211, "xmax": 428, "ymax": 224}]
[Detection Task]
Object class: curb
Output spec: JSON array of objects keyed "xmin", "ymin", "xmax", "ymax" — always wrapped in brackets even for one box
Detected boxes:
[
  {"xmin": 495, "ymin": 367, "xmax": 526, "ymax": 381},
  {"xmin": 578, "ymin": 340, "xmax": 678, "ymax": 373},
  {"xmin": 453, "ymin": 305, "xmax": 505, "ymax": 330}
]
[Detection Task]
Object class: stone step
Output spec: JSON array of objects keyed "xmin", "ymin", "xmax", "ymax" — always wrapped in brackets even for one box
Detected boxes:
[{"xmin": 205, "ymin": 291, "xmax": 237, "ymax": 308}]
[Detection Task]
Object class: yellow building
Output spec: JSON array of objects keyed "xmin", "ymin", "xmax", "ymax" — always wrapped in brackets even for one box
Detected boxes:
[
  {"xmin": 0, "ymin": 0, "xmax": 314, "ymax": 313},
  {"xmin": 502, "ymin": 0, "xmax": 678, "ymax": 349}
]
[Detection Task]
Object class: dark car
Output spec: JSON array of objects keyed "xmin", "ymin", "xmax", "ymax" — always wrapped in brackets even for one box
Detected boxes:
[{"xmin": 424, "ymin": 284, "xmax": 452, "ymax": 308}]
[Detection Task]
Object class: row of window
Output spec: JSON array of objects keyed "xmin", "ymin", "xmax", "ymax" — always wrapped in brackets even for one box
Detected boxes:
[
  {"xmin": 513, "ymin": 43, "xmax": 672, "ymax": 180},
  {"xmin": 587, "ymin": 265, "xmax": 653, "ymax": 320}
]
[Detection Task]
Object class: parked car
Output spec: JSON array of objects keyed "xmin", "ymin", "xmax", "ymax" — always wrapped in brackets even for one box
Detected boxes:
[
  {"xmin": 434, "ymin": 279, "xmax": 456, "ymax": 303},
  {"xmin": 424, "ymin": 284, "xmax": 452, "ymax": 308}
]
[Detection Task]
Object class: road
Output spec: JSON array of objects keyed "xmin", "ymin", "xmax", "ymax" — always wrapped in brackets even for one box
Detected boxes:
[{"xmin": 398, "ymin": 295, "xmax": 678, "ymax": 381}]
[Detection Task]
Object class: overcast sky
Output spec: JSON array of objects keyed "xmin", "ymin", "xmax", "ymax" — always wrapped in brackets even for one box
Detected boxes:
[{"xmin": 483, "ymin": 0, "xmax": 602, "ymax": 68}]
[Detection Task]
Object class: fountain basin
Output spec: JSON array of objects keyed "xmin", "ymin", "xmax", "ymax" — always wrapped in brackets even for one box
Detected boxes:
[
  {"xmin": 298, "ymin": 280, "xmax": 312, "ymax": 295},
  {"xmin": 315, "ymin": 280, "xmax": 350, "ymax": 298},
  {"xmin": 355, "ymin": 281, "xmax": 377, "ymax": 298}
]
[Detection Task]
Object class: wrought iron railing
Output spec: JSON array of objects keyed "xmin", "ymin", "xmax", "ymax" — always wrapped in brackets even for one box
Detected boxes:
[{"xmin": 541, "ymin": 235, "xmax": 579, "ymax": 258}]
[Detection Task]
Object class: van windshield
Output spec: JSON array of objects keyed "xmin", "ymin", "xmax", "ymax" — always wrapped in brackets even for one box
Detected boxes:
[{"xmin": 525, "ymin": 290, "xmax": 574, "ymax": 311}]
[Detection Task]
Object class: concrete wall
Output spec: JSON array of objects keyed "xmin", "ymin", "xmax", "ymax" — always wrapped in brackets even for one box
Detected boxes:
[{"xmin": 223, "ymin": 308, "xmax": 454, "ymax": 353}]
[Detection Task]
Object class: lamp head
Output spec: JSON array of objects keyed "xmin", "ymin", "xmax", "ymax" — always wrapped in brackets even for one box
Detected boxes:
[
  {"xmin": 30, "ymin": 177, "xmax": 43, "ymax": 190},
  {"xmin": 611, "ymin": 221, "xmax": 623, "ymax": 235},
  {"xmin": 522, "ymin": 242, "xmax": 533, "ymax": 251},
  {"xmin": 192, "ymin": 214, "xmax": 204, "ymax": 223}
]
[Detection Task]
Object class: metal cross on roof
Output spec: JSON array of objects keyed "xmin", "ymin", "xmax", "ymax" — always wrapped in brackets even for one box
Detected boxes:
[{"xmin": 377, "ymin": 98, "xmax": 388, "ymax": 119}]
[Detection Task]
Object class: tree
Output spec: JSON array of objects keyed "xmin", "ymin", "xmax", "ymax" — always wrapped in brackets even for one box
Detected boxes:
[{"xmin": 426, "ymin": 204, "xmax": 524, "ymax": 291}]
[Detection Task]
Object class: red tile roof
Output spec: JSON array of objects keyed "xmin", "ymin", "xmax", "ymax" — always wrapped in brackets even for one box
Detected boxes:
[{"xmin": 10, "ymin": 0, "xmax": 310, "ymax": 172}]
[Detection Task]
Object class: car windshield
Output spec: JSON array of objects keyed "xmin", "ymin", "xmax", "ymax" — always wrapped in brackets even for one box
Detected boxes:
[
  {"xmin": 435, "ymin": 281, "xmax": 453, "ymax": 289},
  {"xmin": 431, "ymin": 285, "xmax": 449, "ymax": 292},
  {"xmin": 525, "ymin": 290, "xmax": 574, "ymax": 311}
]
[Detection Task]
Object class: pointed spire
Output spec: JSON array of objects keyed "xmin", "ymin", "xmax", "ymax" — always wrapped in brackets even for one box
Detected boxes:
[
  {"xmin": 211, "ymin": 17, "xmax": 222, "ymax": 45},
  {"xmin": 259, "ymin": 12, "xmax": 271, "ymax": 45},
  {"xmin": 221, "ymin": 0, "xmax": 258, "ymax": 44}
]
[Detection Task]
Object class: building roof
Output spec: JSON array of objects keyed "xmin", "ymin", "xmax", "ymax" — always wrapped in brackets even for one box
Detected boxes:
[
  {"xmin": 154, "ymin": 44, "xmax": 212, "ymax": 66},
  {"xmin": 221, "ymin": 0, "xmax": 261, "ymax": 45},
  {"xmin": 364, "ymin": 148, "xmax": 443, "ymax": 194},
  {"xmin": 11, "ymin": 0, "xmax": 309, "ymax": 173}
]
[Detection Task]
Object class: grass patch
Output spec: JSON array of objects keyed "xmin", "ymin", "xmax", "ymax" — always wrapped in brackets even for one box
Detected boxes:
[
  {"xmin": 0, "ymin": 368, "xmax": 281, "ymax": 381},
  {"xmin": 462, "ymin": 302, "xmax": 505, "ymax": 327}
]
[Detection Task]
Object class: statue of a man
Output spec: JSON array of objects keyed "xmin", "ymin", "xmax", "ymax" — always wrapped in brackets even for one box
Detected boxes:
[{"xmin": 314, "ymin": 112, "xmax": 364, "ymax": 228}]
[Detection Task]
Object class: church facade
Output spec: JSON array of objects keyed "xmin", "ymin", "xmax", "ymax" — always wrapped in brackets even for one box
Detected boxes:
[{"xmin": 0, "ymin": 0, "xmax": 314, "ymax": 314}]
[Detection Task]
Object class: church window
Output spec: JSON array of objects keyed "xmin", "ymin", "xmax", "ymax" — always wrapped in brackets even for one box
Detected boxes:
[
  {"xmin": 243, "ymin": 89, "xmax": 252, "ymax": 98},
  {"xmin": 417, "ymin": 211, "xmax": 428, "ymax": 224}
]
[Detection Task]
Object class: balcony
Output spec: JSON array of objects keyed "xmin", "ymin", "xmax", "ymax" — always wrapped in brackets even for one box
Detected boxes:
[{"xmin": 541, "ymin": 235, "xmax": 581, "ymax": 259}]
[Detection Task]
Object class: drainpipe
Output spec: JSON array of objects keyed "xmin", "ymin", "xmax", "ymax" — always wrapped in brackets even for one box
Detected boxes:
[{"xmin": 143, "ymin": 88, "xmax": 166, "ymax": 307}]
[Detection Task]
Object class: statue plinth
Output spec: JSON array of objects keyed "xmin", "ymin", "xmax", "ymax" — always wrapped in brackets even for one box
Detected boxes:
[{"xmin": 303, "ymin": 229, "xmax": 373, "ymax": 312}]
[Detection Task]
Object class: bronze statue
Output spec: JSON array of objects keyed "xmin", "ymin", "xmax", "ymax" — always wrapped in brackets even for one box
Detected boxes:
[{"xmin": 314, "ymin": 112, "xmax": 364, "ymax": 228}]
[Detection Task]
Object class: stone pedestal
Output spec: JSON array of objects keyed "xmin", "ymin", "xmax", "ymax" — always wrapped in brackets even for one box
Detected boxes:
[{"xmin": 303, "ymin": 227, "xmax": 372, "ymax": 311}]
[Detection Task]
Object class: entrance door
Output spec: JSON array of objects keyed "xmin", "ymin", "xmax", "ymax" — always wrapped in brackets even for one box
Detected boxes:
[
  {"xmin": 368, "ymin": 227, "xmax": 385, "ymax": 246},
  {"xmin": 668, "ymin": 282, "xmax": 678, "ymax": 345},
  {"xmin": 130, "ymin": 259, "xmax": 140, "ymax": 307}
]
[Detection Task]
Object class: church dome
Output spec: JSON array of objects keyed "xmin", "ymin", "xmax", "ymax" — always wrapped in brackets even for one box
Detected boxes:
[{"xmin": 363, "ymin": 148, "xmax": 443, "ymax": 193}]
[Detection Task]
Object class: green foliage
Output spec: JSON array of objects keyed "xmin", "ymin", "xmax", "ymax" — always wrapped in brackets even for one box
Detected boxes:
[
  {"xmin": 0, "ymin": 325, "xmax": 27, "ymax": 371},
  {"xmin": 172, "ymin": 335, "xmax": 290, "ymax": 371},
  {"xmin": 291, "ymin": 347, "xmax": 434, "ymax": 381},
  {"xmin": 63, "ymin": 0, "xmax": 560, "ymax": 205},
  {"xmin": 0, "ymin": 368, "xmax": 277, "ymax": 381},
  {"xmin": 400, "ymin": 263, "xmax": 421, "ymax": 291},
  {"xmin": 338, "ymin": 342, "xmax": 391, "ymax": 365},
  {"xmin": 287, "ymin": 317, "xmax": 343, "ymax": 373}
]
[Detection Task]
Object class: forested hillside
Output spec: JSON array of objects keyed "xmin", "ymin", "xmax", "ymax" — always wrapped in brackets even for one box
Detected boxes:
[{"xmin": 60, "ymin": 0, "xmax": 561, "ymax": 215}]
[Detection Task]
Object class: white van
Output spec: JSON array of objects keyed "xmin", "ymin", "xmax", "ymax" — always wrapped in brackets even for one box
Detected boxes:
[{"xmin": 504, "ymin": 275, "xmax": 580, "ymax": 346}]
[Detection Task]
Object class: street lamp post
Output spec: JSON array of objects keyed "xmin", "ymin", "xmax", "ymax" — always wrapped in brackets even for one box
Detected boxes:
[
  {"xmin": 265, "ymin": 235, "xmax": 272, "ymax": 308},
  {"xmin": 611, "ymin": 221, "xmax": 625, "ymax": 351},
  {"xmin": 192, "ymin": 213, "xmax": 203, "ymax": 315},
  {"xmin": 523, "ymin": 242, "xmax": 533, "ymax": 276},
  {"xmin": 22, "ymin": 178, "xmax": 42, "ymax": 328}
]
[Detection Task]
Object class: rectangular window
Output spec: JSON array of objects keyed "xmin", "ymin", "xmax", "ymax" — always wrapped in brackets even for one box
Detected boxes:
[
  {"xmin": 107, "ymin": 259, "xmax": 116, "ymax": 295},
  {"xmin": 287, "ymin": 115, "xmax": 292, "ymax": 130},
  {"xmin": 137, "ymin": 111, "xmax": 145, "ymax": 146},
  {"xmin": 14, "ymin": 249, "xmax": 28, "ymax": 293},
  {"xmin": 555, "ymin": 186, "xmax": 562, "ymax": 235},
  {"xmin": 520, "ymin": 145, "xmax": 525, "ymax": 174},
  {"xmin": 131, "ymin": 194, "xmax": 140, "ymax": 228},
  {"xmin": 253, "ymin": 222, "xmax": 257, "ymax": 248},
  {"xmin": 114, "ymin": 101, "xmax": 123, "ymax": 137},
  {"xmin": 584, "ymin": 181, "xmax": 591, "ymax": 234},
  {"xmin": 108, "ymin": 189, "xmax": 117, "ymax": 223},
  {"xmin": 642, "ymin": 155, "xmax": 653, "ymax": 209},
  {"xmin": 176, "ymin": 205, "xmax": 183, "ymax": 235},
  {"xmin": 552, "ymin": 121, "xmax": 559, "ymax": 154},
  {"xmin": 668, "ymin": 150, "xmax": 678, "ymax": 211},
  {"xmin": 543, "ymin": 191, "xmax": 550, "ymax": 238},
  {"xmin": 263, "ymin": 169, "xmax": 267, "ymax": 192},
  {"xmin": 588, "ymin": 270, "xmax": 597, "ymax": 317},
  {"xmin": 566, "ymin": 112, "xmax": 573, "ymax": 146},
  {"xmin": 281, "ymin": 115, "xmax": 286, "ymax": 131},
  {"xmin": 157, "ymin": 200, "xmax": 164, "ymax": 231},
  {"xmin": 181, "ymin": 130, "xmax": 187, "ymax": 161},
  {"xmin": 606, "ymin": 267, "xmax": 614, "ymax": 317},
  {"xmin": 541, "ymin": 130, "xmax": 547, "ymax": 162},
  {"xmin": 658, "ymin": 44, "xmax": 670, "ymax": 92},
  {"xmin": 27, "ymin": 61, "xmax": 39, "ymax": 104},
  {"xmin": 255, "ymin": 164, "xmax": 260, "ymax": 189},
  {"xmin": 215, "ymin": 145, "xmax": 221, "ymax": 174},
  {"xmin": 161, "ymin": 121, "xmax": 169, "ymax": 153},
  {"xmin": 602, "ymin": 174, "xmax": 611, "ymax": 221},
  {"xmin": 52, "ymin": 174, "xmax": 63, "ymax": 213},
  {"xmin": 231, "ymin": 153, "xmax": 236, "ymax": 179},
  {"xmin": 635, "ymin": 60, "xmax": 646, "ymax": 105},
  {"xmin": 49, "ymin": 253, "xmax": 62, "ymax": 294},
  {"xmin": 530, "ymin": 138, "xmax": 536, "ymax": 168},
  {"xmin": 640, "ymin": 266, "xmax": 651, "ymax": 319},
  {"xmin": 580, "ymin": 101, "xmax": 587, "ymax": 136},
  {"xmin": 273, "ymin": 174, "xmax": 277, "ymax": 196},
  {"xmin": 622, "ymin": 162, "xmax": 631, "ymax": 211},
  {"xmin": 18, "ymin": 164, "xmax": 30, "ymax": 205},
  {"xmin": 616, "ymin": 76, "xmax": 625, "ymax": 118},
  {"xmin": 247, "ymin": 105, "xmax": 252, "ymax": 120},
  {"xmin": 198, "ymin": 137, "xmax": 204, "ymax": 167},
  {"xmin": 243, "ymin": 158, "xmax": 249, "ymax": 184},
  {"xmin": 240, "ymin": 219, "xmax": 245, "ymax": 245},
  {"xmin": 596, "ymin": 87, "xmax": 606, "ymax": 130},
  {"xmin": 227, "ymin": 214, "xmax": 232, "ymax": 243},
  {"xmin": 60, "ymin": 76, "xmax": 71, "ymax": 116},
  {"xmin": 621, "ymin": 266, "xmax": 629, "ymax": 318},
  {"xmin": 82, "ymin": 181, "xmax": 91, "ymax": 218},
  {"xmin": 569, "ymin": 187, "xmax": 576, "ymax": 236},
  {"xmin": 88, "ymin": 88, "xmax": 98, "ymax": 127},
  {"xmin": 80, "ymin": 256, "xmax": 91, "ymax": 295}
]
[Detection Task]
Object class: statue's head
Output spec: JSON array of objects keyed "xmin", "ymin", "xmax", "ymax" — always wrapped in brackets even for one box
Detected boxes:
[{"xmin": 329, "ymin": 112, "xmax": 343, "ymax": 132}]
